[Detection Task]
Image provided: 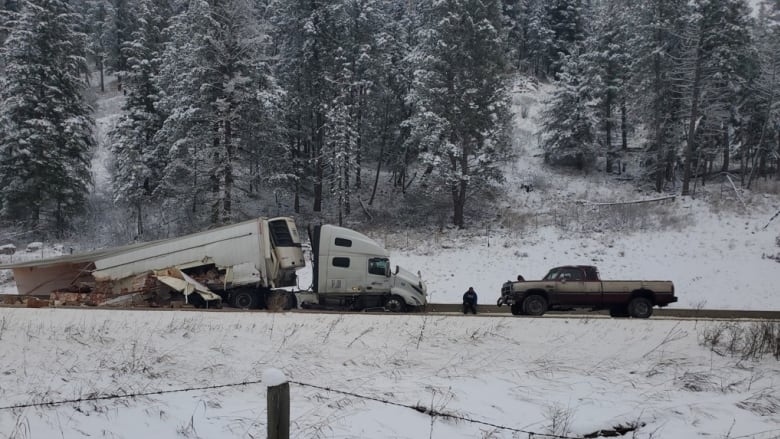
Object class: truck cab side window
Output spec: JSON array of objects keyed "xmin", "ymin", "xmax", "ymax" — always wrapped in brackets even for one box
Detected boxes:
[
  {"xmin": 368, "ymin": 258, "xmax": 389, "ymax": 276},
  {"xmin": 332, "ymin": 257, "xmax": 350, "ymax": 268}
]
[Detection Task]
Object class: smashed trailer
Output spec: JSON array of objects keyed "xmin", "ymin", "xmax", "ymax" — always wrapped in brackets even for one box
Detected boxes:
[{"xmin": 0, "ymin": 217, "xmax": 305, "ymax": 307}]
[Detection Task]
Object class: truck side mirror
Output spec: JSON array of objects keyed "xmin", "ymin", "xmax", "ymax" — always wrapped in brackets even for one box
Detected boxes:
[{"xmin": 386, "ymin": 265, "xmax": 391, "ymax": 277}]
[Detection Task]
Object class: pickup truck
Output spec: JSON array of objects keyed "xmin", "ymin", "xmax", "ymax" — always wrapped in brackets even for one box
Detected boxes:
[{"xmin": 496, "ymin": 265, "xmax": 676, "ymax": 318}]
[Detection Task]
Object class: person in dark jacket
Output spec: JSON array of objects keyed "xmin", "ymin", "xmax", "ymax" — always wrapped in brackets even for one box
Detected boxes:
[{"xmin": 462, "ymin": 287, "xmax": 478, "ymax": 314}]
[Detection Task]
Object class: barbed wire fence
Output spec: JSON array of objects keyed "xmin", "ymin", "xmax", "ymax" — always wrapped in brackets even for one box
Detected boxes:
[
  {"xmin": 0, "ymin": 378, "xmax": 588, "ymax": 439},
  {"xmin": 1, "ymin": 378, "xmax": 779, "ymax": 439}
]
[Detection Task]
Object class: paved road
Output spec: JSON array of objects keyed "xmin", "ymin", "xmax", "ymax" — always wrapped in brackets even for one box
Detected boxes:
[
  {"xmin": 2, "ymin": 294, "xmax": 779, "ymax": 320},
  {"xmin": 426, "ymin": 303, "xmax": 780, "ymax": 319}
]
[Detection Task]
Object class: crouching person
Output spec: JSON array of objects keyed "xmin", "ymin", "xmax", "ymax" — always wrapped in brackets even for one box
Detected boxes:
[{"xmin": 462, "ymin": 287, "xmax": 478, "ymax": 315}]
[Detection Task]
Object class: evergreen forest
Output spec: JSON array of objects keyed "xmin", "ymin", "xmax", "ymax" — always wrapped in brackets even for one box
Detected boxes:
[{"xmin": 0, "ymin": 0, "xmax": 778, "ymax": 241}]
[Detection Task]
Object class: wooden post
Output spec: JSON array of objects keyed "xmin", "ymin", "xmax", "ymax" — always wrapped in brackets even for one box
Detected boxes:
[{"xmin": 267, "ymin": 382, "xmax": 290, "ymax": 439}]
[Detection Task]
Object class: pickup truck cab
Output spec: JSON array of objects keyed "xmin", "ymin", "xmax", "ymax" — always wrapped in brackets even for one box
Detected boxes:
[{"xmin": 497, "ymin": 265, "xmax": 676, "ymax": 318}]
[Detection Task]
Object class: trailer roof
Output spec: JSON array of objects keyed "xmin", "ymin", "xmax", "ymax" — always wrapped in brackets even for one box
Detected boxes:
[
  {"xmin": 0, "ymin": 241, "xmax": 156, "ymax": 269},
  {"xmin": 0, "ymin": 217, "xmax": 291, "ymax": 271}
]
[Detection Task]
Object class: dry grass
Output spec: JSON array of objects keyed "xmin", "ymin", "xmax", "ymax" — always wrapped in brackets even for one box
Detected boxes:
[{"xmin": 699, "ymin": 322, "xmax": 780, "ymax": 361}]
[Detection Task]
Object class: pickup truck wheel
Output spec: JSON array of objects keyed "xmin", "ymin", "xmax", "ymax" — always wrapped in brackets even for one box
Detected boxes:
[
  {"xmin": 231, "ymin": 290, "xmax": 257, "ymax": 309},
  {"xmin": 523, "ymin": 295, "xmax": 547, "ymax": 316},
  {"xmin": 384, "ymin": 295, "xmax": 406, "ymax": 313},
  {"xmin": 510, "ymin": 303, "xmax": 525, "ymax": 316},
  {"xmin": 628, "ymin": 297, "xmax": 653, "ymax": 318}
]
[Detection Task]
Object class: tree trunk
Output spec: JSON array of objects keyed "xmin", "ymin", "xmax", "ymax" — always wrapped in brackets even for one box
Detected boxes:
[
  {"xmin": 653, "ymin": 49, "xmax": 665, "ymax": 192},
  {"xmin": 721, "ymin": 123, "xmax": 729, "ymax": 172},
  {"xmin": 136, "ymin": 201, "xmax": 143, "ymax": 238},
  {"xmin": 223, "ymin": 119, "xmax": 233, "ymax": 223},
  {"xmin": 682, "ymin": 34, "xmax": 704, "ymax": 196},
  {"xmin": 313, "ymin": 111, "xmax": 324, "ymax": 213},
  {"xmin": 451, "ymin": 140, "xmax": 469, "ymax": 229},
  {"xmin": 605, "ymin": 88, "xmax": 614, "ymax": 173},
  {"xmin": 621, "ymin": 97, "xmax": 627, "ymax": 151},
  {"xmin": 370, "ymin": 102, "xmax": 390, "ymax": 206},
  {"xmin": 99, "ymin": 57, "xmax": 105, "ymax": 93}
]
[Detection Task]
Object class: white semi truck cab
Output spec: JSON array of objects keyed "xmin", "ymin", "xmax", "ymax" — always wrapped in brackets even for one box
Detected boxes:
[{"xmin": 305, "ymin": 224, "xmax": 427, "ymax": 311}]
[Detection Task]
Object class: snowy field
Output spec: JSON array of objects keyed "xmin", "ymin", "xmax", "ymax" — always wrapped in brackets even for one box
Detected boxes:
[{"xmin": 0, "ymin": 308, "xmax": 778, "ymax": 439}]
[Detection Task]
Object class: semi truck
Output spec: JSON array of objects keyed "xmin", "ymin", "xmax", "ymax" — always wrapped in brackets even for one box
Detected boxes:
[{"xmin": 0, "ymin": 217, "xmax": 428, "ymax": 311}]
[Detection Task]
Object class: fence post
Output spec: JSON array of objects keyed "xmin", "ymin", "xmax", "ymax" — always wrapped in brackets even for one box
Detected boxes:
[{"xmin": 267, "ymin": 382, "xmax": 290, "ymax": 439}]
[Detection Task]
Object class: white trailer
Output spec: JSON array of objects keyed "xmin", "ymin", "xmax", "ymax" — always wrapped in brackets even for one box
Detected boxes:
[{"xmin": 0, "ymin": 218, "xmax": 427, "ymax": 311}]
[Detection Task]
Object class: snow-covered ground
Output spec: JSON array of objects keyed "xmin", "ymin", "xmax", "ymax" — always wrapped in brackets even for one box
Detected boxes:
[
  {"xmin": 0, "ymin": 308, "xmax": 778, "ymax": 439},
  {"xmin": 1, "ymin": 72, "xmax": 779, "ymax": 439}
]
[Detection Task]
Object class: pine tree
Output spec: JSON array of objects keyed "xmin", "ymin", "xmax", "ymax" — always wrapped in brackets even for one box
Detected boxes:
[
  {"xmin": 406, "ymin": 0, "xmax": 511, "ymax": 228},
  {"xmin": 84, "ymin": 0, "xmax": 111, "ymax": 92},
  {"xmin": 154, "ymin": 0, "xmax": 282, "ymax": 227},
  {"xmin": 522, "ymin": 0, "xmax": 555, "ymax": 77},
  {"xmin": 632, "ymin": 0, "xmax": 689, "ymax": 191},
  {"xmin": 365, "ymin": 2, "xmax": 414, "ymax": 204},
  {"xmin": 580, "ymin": 0, "xmax": 634, "ymax": 173},
  {"xmin": 109, "ymin": 0, "xmax": 169, "ymax": 237},
  {"xmin": 102, "ymin": 0, "xmax": 136, "ymax": 91},
  {"xmin": 272, "ymin": 0, "xmax": 330, "ymax": 214},
  {"xmin": 546, "ymin": 0, "xmax": 586, "ymax": 76},
  {"xmin": 0, "ymin": 0, "xmax": 94, "ymax": 234},
  {"xmin": 541, "ymin": 49, "xmax": 597, "ymax": 170},
  {"xmin": 743, "ymin": 0, "xmax": 780, "ymax": 184},
  {"xmin": 679, "ymin": 0, "xmax": 756, "ymax": 194}
]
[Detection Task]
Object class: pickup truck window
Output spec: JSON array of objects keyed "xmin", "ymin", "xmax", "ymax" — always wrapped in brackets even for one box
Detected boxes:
[
  {"xmin": 543, "ymin": 267, "xmax": 584, "ymax": 281},
  {"xmin": 561, "ymin": 267, "xmax": 584, "ymax": 281}
]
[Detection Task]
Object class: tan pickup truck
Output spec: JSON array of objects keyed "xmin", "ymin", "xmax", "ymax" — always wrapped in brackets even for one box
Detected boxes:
[{"xmin": 496, "ymin": 265, "xmax": 676, "ymax": 318}]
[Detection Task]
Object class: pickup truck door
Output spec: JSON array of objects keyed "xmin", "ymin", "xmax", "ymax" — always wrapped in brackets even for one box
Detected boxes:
[
  {"xmin": 552, "ymin": 267, "xmax": 588, "ymax": 306},
  {"xmin": 584, "ymin": 281, "xmax": 603, "ymax": 306}
]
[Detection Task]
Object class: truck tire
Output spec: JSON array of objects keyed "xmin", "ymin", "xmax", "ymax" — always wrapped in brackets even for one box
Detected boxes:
[
  {"xmin": 523, "ymin": 295, "xmax": 547, "ymax": 316},
  {"xmin": 384, "ymin": 295, "xmax": 406, "ymax": 313},
  {"xmin": 231, "ymin": 290, "xmax": 257, "ymax": 309},
  {"xmin": 628, "ymin": 297, "xmax": 653, "ymax": 318},
  {"xmin": 510, "ymin": 303, "xmax": 525, "ymax": 316},
  {"xmin": 284, "ymin": 292, "xmax": 297, "ymax": 310},
  {"xmin": 187, "ymin": 293, "xmax": 206, "ymax": 309}
]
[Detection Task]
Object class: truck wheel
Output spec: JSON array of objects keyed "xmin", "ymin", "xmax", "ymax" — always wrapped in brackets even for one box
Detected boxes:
[
  {"xmin": 609, "ymin": 306, "xmax": 629, "ymax": 318},
  {"xmin": 628, "ymin": 297, "xmax": 653, "ymax": 318},
  {"xmin": 523, "ymin": 295, "xmax": 547, "ymax": 316},
  {"xmin": 188, "ymin": 293, "xmax": 206, "ymax": 309},
  {"xmin": 231, "ymin": 291, "xmax": 257, "ymax": 309},
  {"xmin": 510, "ymin": 303, "xmax": 525, "ymax": 316},
  {"xmin": 284, "ymin": 292, "xmax": 297, "ymax": 310},
  {"xmin": 384, "ymin": 295, "xmax": 406, "ymax": 313}
]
